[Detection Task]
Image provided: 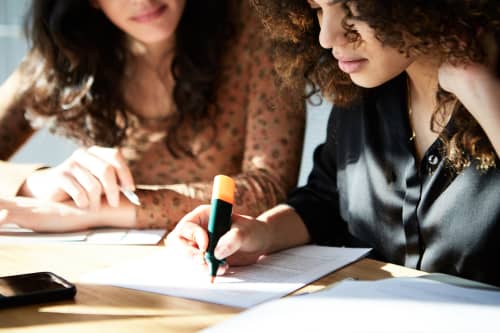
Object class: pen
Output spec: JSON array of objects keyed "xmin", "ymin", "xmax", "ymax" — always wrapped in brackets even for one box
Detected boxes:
[
  {"xmin": 120, "ymin": 187, "xmax": 141, "ymax": 206},
  {"xmin": 205, "ymin": 175, "xmax": 235, "ymax": 284}
]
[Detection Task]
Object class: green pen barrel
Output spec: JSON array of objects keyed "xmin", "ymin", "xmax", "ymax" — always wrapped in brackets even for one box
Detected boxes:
[{"xmin": 206, "ymin": 198, "xmax": 233, "ymax": 256}]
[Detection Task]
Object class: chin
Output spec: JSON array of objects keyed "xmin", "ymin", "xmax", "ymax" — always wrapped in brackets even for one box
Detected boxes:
[
  {"xmin": 138, "ymin": 31, "xmax": 174, "ymax": 44},
  {"xmin": 349, "ymin": 74, "xmax": 393, "ymax": 89}
]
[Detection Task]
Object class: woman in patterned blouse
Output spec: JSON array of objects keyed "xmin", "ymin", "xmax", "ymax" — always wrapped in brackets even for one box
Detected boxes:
[{"xmin": 0, "ymin": 0, "xmax": 305, "ymax": 232}]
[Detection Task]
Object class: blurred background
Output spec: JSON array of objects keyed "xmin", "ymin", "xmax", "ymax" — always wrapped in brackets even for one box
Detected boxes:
[
  {"xmin": 1, "ymin": 0, "xmax": 79, "ymax": 166},
  {"xmin": 0, "ymin": 0, "xmax": 330, "ymax": 186}
]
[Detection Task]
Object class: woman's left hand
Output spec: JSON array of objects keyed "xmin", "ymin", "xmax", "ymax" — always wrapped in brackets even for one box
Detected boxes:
[
  {"xmin": 438, "ymin": 32, "xmax": 499, "ymax": 121},
  {"xmin": 438, "ymin": 31, "xmax": 500, "ymax": 156}
]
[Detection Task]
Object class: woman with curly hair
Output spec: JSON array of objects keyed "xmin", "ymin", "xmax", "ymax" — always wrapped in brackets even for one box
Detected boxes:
[
  {"xmin": 166, "ymin": 0, "xmax": 500, "ymax": 286},
  {"xmin": 0, "ymin": 0, "xmax": 305, "ymax": 232}
]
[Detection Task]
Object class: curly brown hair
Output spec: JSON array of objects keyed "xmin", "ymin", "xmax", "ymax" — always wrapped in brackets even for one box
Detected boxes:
[
  {"xmin": 251, "ymin": 0, "xmax": 500, "ymax": 172},
  {"xmin": 17, "ymin": 0, "xmax": 232, "ymax": 157}
]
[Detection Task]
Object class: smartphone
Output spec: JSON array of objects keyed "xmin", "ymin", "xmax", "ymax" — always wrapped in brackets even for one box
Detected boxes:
[{"xmin": 0, "ymin": 272, "xmax": 76, "ymax": 308}]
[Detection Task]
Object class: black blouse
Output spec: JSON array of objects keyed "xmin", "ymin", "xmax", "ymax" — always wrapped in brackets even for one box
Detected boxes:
[{"xmin": 288, "ymin": 74, "xmax": 500, "ymax": 286}]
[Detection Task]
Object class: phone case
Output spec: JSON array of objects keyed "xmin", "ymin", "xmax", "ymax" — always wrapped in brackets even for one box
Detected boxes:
[{"xmin": 0, "ymin": 272, "xmax": 77, "ymax": 308}]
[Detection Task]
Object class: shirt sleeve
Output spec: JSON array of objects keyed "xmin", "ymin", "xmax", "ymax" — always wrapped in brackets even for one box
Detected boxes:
[
  {"xmin": 134, "ymin": 1, "xmax": 306, "ymax": 230},
  {"xmin": 286, "ymin": 107, "xmax": 352, "ymax": 246}
]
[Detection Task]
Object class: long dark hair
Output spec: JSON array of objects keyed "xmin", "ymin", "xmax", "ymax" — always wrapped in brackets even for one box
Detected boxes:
[
  {"xmin": 19, "ymin": 0, "xmax": 231, "ymax": 157},
  {"xmin": 252, "ymin": 0, "xmax": 499, "ymax": 172}
]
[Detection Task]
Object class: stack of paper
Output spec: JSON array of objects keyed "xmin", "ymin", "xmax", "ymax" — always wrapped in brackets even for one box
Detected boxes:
[
  {"xmin": 0, "ymin": 224, "xmax": 166, "ymax": 245},
  {"xmin": 81, "ymin": 245, "xmax": 371, "ymax": 308},
  {"xmin": 201, "ymin": 277, "xmax": 500, "ymax": 333}
]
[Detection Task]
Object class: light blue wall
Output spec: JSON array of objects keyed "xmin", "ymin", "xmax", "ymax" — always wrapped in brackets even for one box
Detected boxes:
[{"xmin": 298, "ymin": 99, "xmax": 330, "ymax": 186}]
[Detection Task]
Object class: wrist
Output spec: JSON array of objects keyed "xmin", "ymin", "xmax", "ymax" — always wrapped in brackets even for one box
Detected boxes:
[
  {"xmin": 257, "ymin": 204, "xmax": 310, "ymax": 254},
  {"xmin": 86, "ymin": 198, "xmax": 137, "ymax": 228},
  {"xmin": 256, "ymin": 218, "xmax": 274, "ymax": 256}
]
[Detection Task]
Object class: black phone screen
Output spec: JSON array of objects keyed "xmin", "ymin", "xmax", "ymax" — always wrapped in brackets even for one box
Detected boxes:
[{"xmin": 0, "ymin": 272, "xmax": 76, "ymax": 307}]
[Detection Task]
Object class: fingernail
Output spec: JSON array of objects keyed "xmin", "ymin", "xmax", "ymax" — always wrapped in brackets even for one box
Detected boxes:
[
  {"xmin": 214, "ymin": 247, "xmax": 227, "ymax": 260},
  {"xmin": 124, "ymin": 186, "xmax": 135, "ymax": 192}
]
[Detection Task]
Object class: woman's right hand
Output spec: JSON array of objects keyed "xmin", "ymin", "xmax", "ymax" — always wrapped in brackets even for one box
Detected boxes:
[
  {"xmin": 20, "ymin": 146, "xmax": 135, "ymax": 210},
  {"xmin": 165, "ymin": 205, "xmax": 272, "ymax": 275}
]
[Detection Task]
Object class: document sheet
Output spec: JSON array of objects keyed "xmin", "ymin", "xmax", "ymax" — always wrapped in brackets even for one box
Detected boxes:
[
  {"xmin": 0, "ymin": 224, "xmax": 166, "ymax": 245},
  {"xmin": 81, "ymin": 245, "xmax": 371, "ymax": 308},
  {"xmin": 202, "ymin": 277, "xmax": 500, "ymax": 333}
]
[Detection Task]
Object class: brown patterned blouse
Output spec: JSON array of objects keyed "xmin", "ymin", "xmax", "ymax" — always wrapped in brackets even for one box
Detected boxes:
[{"xmin": 0, "ymin": 1, "xmax": 305, "ymax": 231}]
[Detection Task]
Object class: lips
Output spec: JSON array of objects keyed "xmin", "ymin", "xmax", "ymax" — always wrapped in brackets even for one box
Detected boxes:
[
  {"xmin": 131, "ymin": 4, "xmax": 167, "ymax": 23},
  {"xmin": 337, "ymin": 57, "xmax": 368, "ymax": 74}
]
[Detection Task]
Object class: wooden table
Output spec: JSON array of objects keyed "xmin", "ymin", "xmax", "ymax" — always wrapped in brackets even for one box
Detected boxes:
[{"xmin": 0, "ymin": 244, "xmax": 425, "ymax": 332}]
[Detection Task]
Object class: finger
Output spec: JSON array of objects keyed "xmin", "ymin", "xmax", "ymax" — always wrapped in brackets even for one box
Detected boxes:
[
  {"xmin": 216, "ymin": 262, "xmax": 229, "ymax": 276},
  {"xmin": 69, "ymin": 162, "xmax": 104, "ymax": 209},
  {"xmin": 167, "ymin": 234, "xmax": 206, "ymax": 258},
  {"xmin": 72, "ymin": 149, "xmax": 120, "ymax": 208},
  {"xmin": 89, "ymin": 146, "xmax": 135, "ymax": 190},
  {"xmin": 177, "ymin": 204, "xmax": 212, "ymax": 229},
  {"xmin": 175, "ymin": 220, "xmax": 210, "ymax": 252},
  {"xmin": 57, "ymin": 171, "xmax": 90, "ymax": 208},
  {"xmin": 214, "ymin": 227, "xmax": 244, "ymax": 260},
  {"xmin": 165, "ymin": 224, "xmax": 210, "ymax": 271}
]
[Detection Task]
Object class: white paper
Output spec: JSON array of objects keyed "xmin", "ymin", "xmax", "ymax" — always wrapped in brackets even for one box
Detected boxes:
[
  {"xmin": 81, "ymin": 245, "xmax": 371, "ymax": 308},
  {"xmin": 202, "ymin": 277, "xmax": 500, "ymax": 333},
  {"xmin": 0, "ymin": 224, "xmax": 165, "ymax": 245}
]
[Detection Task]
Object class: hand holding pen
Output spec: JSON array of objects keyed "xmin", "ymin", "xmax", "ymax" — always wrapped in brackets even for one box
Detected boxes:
[
  {"xmin": 204, "ymin": 175, "xmax": 235, "ymax": 283},
  {"xmin": 20, "ymin": 146, "xmax": 139, "ymax": 209},
  {"xmin": 165, "ymin": 175, "xmax": 270, "ymax": 281}
]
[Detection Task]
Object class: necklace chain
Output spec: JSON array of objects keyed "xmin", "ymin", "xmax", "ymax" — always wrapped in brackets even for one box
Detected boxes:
[{"xmin": 406, "ymin": 79, "xmax": 416, "ymax": 142}]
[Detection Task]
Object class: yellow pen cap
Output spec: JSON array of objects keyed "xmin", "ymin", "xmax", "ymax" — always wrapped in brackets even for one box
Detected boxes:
[{"xmin": 211, "ymin": 175, "xmax": 235, "ymax": 204}]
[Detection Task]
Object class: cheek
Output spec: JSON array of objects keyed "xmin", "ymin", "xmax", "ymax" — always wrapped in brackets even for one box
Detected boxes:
[{"xmin": 99, "ymin": 5, "xmax": 129, "ymax": 30}]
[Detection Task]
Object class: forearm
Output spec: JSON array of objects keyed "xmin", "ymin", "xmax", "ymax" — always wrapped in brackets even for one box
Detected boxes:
[
  {"xmin": 134, "ymin": 170, "xmax": 292, "ymax": 230},
  {"xmin": 257, "ymin": 204, "xmax": 311, "ymax": 255},
  {"xmin": 86, "ymin": 196, "xmax": 137, "ymax": 229},
  {"xmin": 476, "ymin": 88, "xmax": 500, "ymax": 157},
  {"xmin": 480, "ymin": 110, "xmax": 500, "ymax": 157},
  {"xmin": 0, "ymin": 67, "xmax": 35, "ymax": 160},
  {"xmin": 135, "ymin": 187, "xmax": 206, "ymax": 230},
  {"xmin": 463, "ymin": 76, "xmax": 500, "ymax": 156}
]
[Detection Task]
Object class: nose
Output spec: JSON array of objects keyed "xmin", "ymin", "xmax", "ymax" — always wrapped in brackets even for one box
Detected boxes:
[{"xmin": 318, "ymin": 9, "xmax": 350, "ymax": 50}]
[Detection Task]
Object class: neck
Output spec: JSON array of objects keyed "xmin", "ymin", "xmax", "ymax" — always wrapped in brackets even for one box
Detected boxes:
[
  {"xmin": 129, "ymin": 37, "xmax": 176, "ymax": 71},
  {"xmin": 405, "ymin": 56, "xmax": 440, "ymax": 113}
]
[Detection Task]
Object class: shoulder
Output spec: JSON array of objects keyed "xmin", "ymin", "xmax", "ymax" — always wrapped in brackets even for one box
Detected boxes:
[
  {"xmin": 226, "ymin": 0, "xmax": 269, "ymax": 53},
  {"xmin": 229, "ymin": 0, "xmax": 262, "ymax": 31}
]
